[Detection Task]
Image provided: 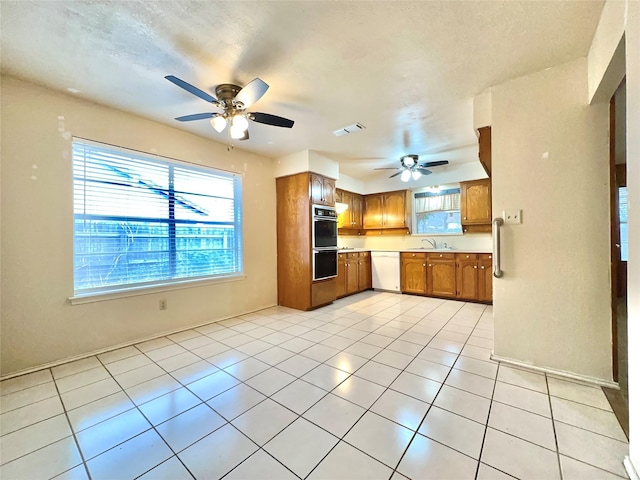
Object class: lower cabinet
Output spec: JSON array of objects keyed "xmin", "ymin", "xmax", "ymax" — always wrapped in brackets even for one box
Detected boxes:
[
  {"xmin": 478, "ymin": 254, "xmax": 493, "ymax": 302},
  {"xmin": 427, "ymin": 253, "xmax": 456, "ymax": 298},
  {"xmin": 401, "ymin": 253, "xmax": 427, "ymax": 294},
  {"xmin": 337, "ymin": 251, "xmax": 372, "ymax": 298},
  {"xmin": 401, "ymin": 251, "xmax": 492, "ymax": 303}
]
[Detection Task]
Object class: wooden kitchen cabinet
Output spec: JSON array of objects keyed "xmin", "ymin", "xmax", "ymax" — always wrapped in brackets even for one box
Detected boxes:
[
  {"xmin": 336, "ymin": 253, "xmax": 347, "ymax": 298},
  {"xmin": 337, "ymin": 189, "xmax": 364, "ymax": 230},
  {"xmin": 460, "ymin": 179, "xmax": 491, "ymax": 230},
  {"xmin": 427, "ymin": 253, "xmax": 456, "ymax": 298},
  {"xmin": 336, "ymin": 251, "xmax": 371, "ymax": 298},
  {"xmin": 456, "ymin": 253, "xmax": 479, "ymax": 300},
  {"xmin": 363, "ymin": 190, "xmax": 410, "ymax": 230},
  {"xmin": 358, "ymin": 251, "xmax": 372, "ymax": 290},
  {"xmin": 277, "ymin": 172, "xmax": 337, "ymax": 311},
  {"xmin": 478, "ymin": 126, "xmax": 491, "ymax": 177},
  {"xmin": 478, "ymin": 253, "xmax": 493, "ymax": 302},
  {"xmin": 401, "ymin": 252, "xmax": 428, "ymax": 295},
  {"xmin": 310, "ymin": 173, "xmax": 335, "ymax": 206}
]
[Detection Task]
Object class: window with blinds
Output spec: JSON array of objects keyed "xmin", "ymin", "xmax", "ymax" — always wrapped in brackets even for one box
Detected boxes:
[
  {"xmin": 413, "ymin": 188, "xmax": 462, "ymax": 235},
  {"xmin": 72, "ymin": 139, "xmax": 243, "ymax": 296}
]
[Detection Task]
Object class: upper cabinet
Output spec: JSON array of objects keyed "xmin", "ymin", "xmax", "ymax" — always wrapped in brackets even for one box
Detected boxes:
[
  {"xmin": 460, "ymin": 178, "xmax": 491, "ymax": 232},
  {"xmin": 363, "ymin": 190, "xmax": 410, "ymax": 230},
  {"xmin": 310, "ymin": 173, "xmax": 335, "ymax": 206},
  {"xmin": 478, "ymin": 126, "xmax": 491, "ymax": 177},
  {"xmin": 337, "ymin": 189, "xmax": 363, "ymax": 230}
]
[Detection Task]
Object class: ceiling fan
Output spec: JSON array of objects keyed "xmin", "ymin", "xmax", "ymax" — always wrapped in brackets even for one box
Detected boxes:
[
  {"xmin": 165, "ymin": 75, "xmax": 294, "ymax": 141},
  {"xmin": 375, "ymin": 155, "xmax": 449, "ymax": 182}
]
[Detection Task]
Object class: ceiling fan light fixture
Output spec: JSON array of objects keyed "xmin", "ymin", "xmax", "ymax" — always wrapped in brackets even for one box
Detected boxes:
[
  {"xmin": 210, "ymin": 115, "xmax": 227, "ymax": 133},
  {"xmin": 412, "ymin": 170, "xmax": 422, "ymax": 180},
  {"xmin": 231, "ymin": 114, "xmax": 249, "ymax": 131},
  {"xmin": 401, "ymin": 155, "xmax": 417, "ymax": 168},
  {"xmin": 400, "ymin": 170, "xmax": 412, "ymax": 182},
  {"xmin": 230, "ymin": 124, "xmax": 246, "ymax": 139}
]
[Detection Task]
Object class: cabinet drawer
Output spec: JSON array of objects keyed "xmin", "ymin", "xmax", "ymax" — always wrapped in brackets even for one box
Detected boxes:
[
  {"xmin": 456, "ymin": 253, "xmax": 478, "ymax": 261},
  {"xmin": 347, "ymin": 252, "xmax": 359, "ymax": 259},
  {"xmin": 427, "ymin": 253, "xmax": 455, "ymax": 260},
  {"xmin": 478, "ymin": 253, "xmax": 492, "ymax": 261},
  {"xmin": 358, "ymin": 251, "xmax": 370, "ymax": 258},
  {"xmin": 401, "ymin": 252, "xmax": 427, "ymax": 259}
]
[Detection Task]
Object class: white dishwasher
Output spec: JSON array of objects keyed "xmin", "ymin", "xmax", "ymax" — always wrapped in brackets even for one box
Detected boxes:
[{"xmin": 371, "ymin": 251, "xmax": 401, "ymax": 292}]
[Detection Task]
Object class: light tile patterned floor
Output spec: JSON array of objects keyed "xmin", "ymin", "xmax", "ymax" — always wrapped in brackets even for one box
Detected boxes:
[{"xmin": 0, "ymin": 291, "xmax": 630, "ymax": 479}]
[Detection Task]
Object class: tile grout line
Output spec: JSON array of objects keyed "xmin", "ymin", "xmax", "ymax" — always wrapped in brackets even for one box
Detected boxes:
[
  {"xmin": 50, "ymin": 367, "xmax": 94, "ymax": 480},
  {"xmin": 92, "ymin": 354, "xmax": 199, "ymax": 480},
  {"xmin": 547, "ymin": 374, "xmax": 565, "ymax": 480},
  {"xmin": 473, "ymin": 361, "xmax": 501, "ymax": 480},
  {"xmin": 385, "ymin": 302, "xmax": 484, "ymax": 479}
]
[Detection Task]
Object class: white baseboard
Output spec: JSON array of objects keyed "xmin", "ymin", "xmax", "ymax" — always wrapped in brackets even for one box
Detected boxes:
[
  {"xmin": 490, "ymin": 353, "xmax": 619, "ymax": 389},
  {"xmin": 625, "ymin": 456, "xmax": 640, "ymax": 480},
  {"xmin": 0, "ymin": 302, "xmax": 278, "ymax": 382}
]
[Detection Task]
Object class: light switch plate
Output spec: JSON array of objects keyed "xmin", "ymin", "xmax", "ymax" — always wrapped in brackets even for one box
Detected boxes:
[{"xmin": 503, "ymin": 209, "xmax": 523, "ymax": 225}]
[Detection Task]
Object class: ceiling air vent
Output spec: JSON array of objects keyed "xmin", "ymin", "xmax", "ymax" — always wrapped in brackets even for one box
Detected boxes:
[{"xmin": 333, "ymin": 122, "xmax": 366, "ymax": 137}]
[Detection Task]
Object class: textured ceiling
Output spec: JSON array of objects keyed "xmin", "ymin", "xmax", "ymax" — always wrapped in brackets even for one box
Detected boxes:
[{"xmin": 0, "ymin": 1, "xmax": 604, "ymax": 181}]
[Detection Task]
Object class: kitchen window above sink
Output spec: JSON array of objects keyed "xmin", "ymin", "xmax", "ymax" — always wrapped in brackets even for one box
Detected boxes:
[{"xmin": 413, "ymin": 187, "xmax": 462, "ymax": 235}]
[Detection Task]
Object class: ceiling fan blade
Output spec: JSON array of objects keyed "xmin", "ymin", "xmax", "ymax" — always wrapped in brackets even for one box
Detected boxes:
[
  {"xmin": 235, "ymin": 78, "xmax": 269, "ymax": 109},
  {"xmin": 421, "ymin": 160, "xmax": 449, "ymax": 167},
  {"xmin": 239, "ymin": 129, "xmax": 250, "ymax": 141},
  {"xmin": 389, "ymin": 171, "xmax": 403, "ymax": 178},
  {"xmin": 175, "ymin": 113, "xmax": 215, "ymax": 122},
  {"xmin": 416, "ymin": 168, "xmax": 433, "ymax": 175},
  {"xmin": 374, "ymin": 167, "xmax": 400, "ymax": 171},
  {"xmin": 165, "ymin": 75, "xmax": 218, "ymax": 104},
  {"xmin": 250, "ymin": 112, "xmax": 294, "ymax": 128}
]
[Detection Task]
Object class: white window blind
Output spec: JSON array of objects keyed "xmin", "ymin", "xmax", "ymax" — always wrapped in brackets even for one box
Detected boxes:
[
  {"xmin": 414, "ymin": 192, "xmax": 460, "ymax": 213},
  {"xmin": 73, "ymin": 139, "xmax": 243, "ymax": 295}
]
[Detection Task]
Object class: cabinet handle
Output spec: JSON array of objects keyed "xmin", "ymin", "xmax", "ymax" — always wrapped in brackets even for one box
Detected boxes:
[
  {"xmin": 423, "ymin": 263, "xmax": 426, "ymax": 267},
  {"xmin": 474, "ymin": 266, "xmax": 477, "ymax": 269},
  {"xmin": 466, "ymin": 255, "xmax": 470, "ymax": 259},
  {"xmin": 481, "ymin": 266, "xmax": 485, "ymax": 269},
  {"xmin": 439, "ymin": 254, "xmax": 443, "ymax": 258},
  {"xmin": 428, "ymin": 264, "xmax": 432, "ymax": 267},
  {"xmin": 464, "ymin": 217, "xmax": 467, "ymax": 220},
  {"xmin": 412, "ymin": 254, "xmax": 416, "ymax": 257}
]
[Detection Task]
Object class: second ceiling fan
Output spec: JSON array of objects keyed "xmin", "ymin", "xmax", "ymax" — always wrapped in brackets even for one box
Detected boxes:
[
  {"xmin": 165, "ymin": 75, "xmax": 294, "ymax": 141},
  {"xmin": 375, "ymin": 155, "xmax": 449, "ymax": 181}
]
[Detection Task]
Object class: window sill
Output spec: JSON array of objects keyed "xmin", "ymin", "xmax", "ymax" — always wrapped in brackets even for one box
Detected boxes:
[{"xmin": 69, "ymin": 274, "xmax": 246, "ymax": 305}]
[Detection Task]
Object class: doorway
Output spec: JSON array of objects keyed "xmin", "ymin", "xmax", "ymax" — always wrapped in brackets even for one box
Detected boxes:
[{"xmin": 604, "ymin": 79, "xmax": 628, "ymax": 438}]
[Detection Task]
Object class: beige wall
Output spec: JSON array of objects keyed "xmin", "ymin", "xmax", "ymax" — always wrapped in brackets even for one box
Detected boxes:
[
  {"xmin": 0, "ymin": 76, "xmax": 278, "ymax": 376},
  {"xmin": 491, "ymin": 57, "xmax": 612, "ymax": 381}
]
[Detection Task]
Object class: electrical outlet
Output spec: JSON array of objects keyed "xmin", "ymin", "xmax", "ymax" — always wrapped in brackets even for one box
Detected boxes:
[
  {"xmin": 503, "ymin": 209, "xmax": 523, "ymax": 225},
  {"xmin": 159, "ymin": 299, "xmax": 167, "ymax": 310}
]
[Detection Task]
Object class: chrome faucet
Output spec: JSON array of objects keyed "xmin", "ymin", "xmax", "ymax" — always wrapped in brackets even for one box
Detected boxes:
[{"xmin": 422, "ymin": 238, "xmax": 437, "ymax": 249}]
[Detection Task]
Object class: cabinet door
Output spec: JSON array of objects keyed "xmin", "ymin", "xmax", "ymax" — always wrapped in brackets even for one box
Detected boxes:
[
  {"xmin": 383, "ymin": 191, "xmax": 406, "ymax": 227},
  {"xmin": 340, "ymin": 191, "xmax": 353, "ymax": 227},
  {"xmin": 322, "ymin": 177, "xmax": 335, "ymax": 206},
  {"xmin": 346, "ymin": 254, "xmax": 359, "ymax": 294},
  {"xmin": 310, "ymin": 173, "xmax": 324, "ymax": 205},
  {"xmin": 456, "ymin": 254, "xmax": 478, "ymax": 300},
  {"xmin": 461, "ymin": 179, "xmax": 491, "ymax": 224},
  {"xmin": 478, "ymin": 126, "xmax": 491, "ymax": 177},
  {"xmin": 363, "ymin": 194, "xmax": 384, "ymax": 228},
  {"xmin": 352, "ymin": 194, "xmax": 363, "ymax": 228},
  {"xmin": 401, "ymin": 254, "xmax": 427, "ymax": 294},
  {"xmin": 358, "ymin": 252, "xmax": 371, "ymax": 291},
  {"xmin": 336, "ymin": 253, "xmax": 347, "ymax": 298},
  {"xmin": 478, "ymin": 254, "xmax": 493, "ymax": 302},
  {"xmin": 427, "ymin": 256, "xmax": 456, "ymax": 298}
]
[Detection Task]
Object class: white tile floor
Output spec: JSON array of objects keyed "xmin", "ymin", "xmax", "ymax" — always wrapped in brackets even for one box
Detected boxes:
[{"xmin": 0, "ymin": 291, "xmax": 630, "ymax": 479}]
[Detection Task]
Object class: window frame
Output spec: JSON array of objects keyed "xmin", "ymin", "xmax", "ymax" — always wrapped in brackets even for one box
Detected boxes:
[
  {"xmin": 70, "ymin": 138, "xmax": 244, "ymax": 302},
  {"xmin": 412, "ymin": 186, "xmax": 463, "ymax": 236}
]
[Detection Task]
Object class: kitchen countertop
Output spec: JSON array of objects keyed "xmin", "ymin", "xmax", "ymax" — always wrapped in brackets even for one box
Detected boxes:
[{"xmin": 338, "ymin": 248, "xmax": 491, "ymax": 254}]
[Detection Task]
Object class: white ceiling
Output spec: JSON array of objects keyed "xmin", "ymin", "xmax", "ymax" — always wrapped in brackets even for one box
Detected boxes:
[{"xmin": 1, "ymin": 1, "xmax": 604, "ymax": 182}]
